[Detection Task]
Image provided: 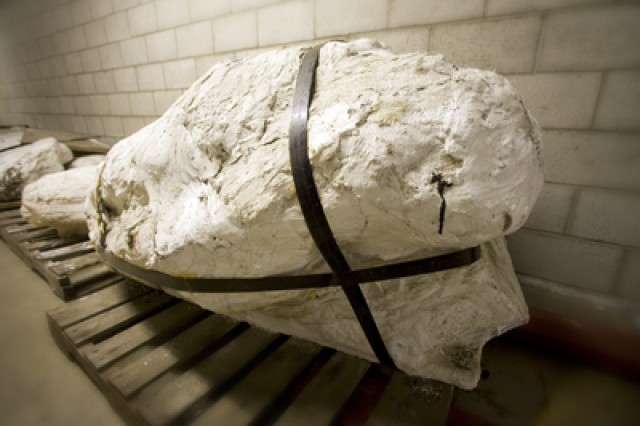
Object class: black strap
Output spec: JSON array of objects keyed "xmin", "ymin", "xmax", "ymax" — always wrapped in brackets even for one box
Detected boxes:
[
  {"xmin": 289, "ymin": 44, "xmax": 397, "ymax": 367},
  {"xmin": 96, "ymin": 245, "xmax": 479, "ymax": 293}
]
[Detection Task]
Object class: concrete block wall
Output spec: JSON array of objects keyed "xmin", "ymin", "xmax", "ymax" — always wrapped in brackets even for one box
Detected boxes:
[{"xmin": 0, "ymin": 0, "xmax": 638, "ymax": 321}]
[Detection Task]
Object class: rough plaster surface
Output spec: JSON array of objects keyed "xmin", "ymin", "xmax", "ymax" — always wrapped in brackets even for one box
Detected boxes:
[
  {"xmin": 21, "ymin": 165, "xmax": 98, "ymax": 237},
  {"xmin": 0, "ymin": 138, "xmax": 73, "ymax": 201},
  {"xmin": 88, "ymin": 40, "xmax": 543, "ymax": 389}
]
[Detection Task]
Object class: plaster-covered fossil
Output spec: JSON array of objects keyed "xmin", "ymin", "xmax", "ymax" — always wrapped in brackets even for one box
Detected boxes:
[
  {"xmin": 0, "ymin": 137, "xmax": 72, "ymax": 201},
  {"xmin": 22, "ymin": 165, "xmax": 99, "ymax": 237},
  {"xmin": 87, "ymin": 40, "xmax": 543, "ymax": 389}
]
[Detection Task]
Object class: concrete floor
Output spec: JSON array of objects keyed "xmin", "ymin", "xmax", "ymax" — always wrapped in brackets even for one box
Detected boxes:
[{"xmin": 0, "ymin": 240, "xmax": 125, "ymax": 426}]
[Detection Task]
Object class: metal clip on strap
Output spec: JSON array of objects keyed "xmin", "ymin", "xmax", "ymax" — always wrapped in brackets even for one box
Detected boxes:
[{"xmin": 289, "ymin": 45, "xmax": 396, "ymax": 368}]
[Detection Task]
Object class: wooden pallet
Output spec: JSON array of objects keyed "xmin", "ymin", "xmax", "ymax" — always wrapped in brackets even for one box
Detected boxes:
[
  {"xmin": 48, "ymin": 281, "xmax": 452, "ymax": 426},
  {"xmin": 0, "ymin": 208, "xmax": 120, "ymax": 300}
]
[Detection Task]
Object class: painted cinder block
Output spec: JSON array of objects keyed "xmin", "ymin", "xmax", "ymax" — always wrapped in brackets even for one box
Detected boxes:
[
  {"xmin": 62, "ymin": 76, "xmax": 79, "ymax": 95},
  {"xmin": 52, "ymin": 32, "xmax": 71, "ymax": 55},
  {"xmin": 542, "ymin": 130, "xmax": 640, "ymax": 190},
  {"xmin": 84, "ymin": 20, "xmax": 108, "ymax": 47},
  {"xmin": 316, "ymin": 0, "xmax": 387, "ymax": 37},
  {"xmin": 146, "ymin": 29, "xmax": 178, "ymax": 62},
  {"xmin": 120, "ymin": 36, "xmax": 148, "ymax": 65},
  {"xmin": 59, "ymin": 96, "xmax": 75, "ymax": 114},
  {"xmin": 90, "ymin": 0, "xmax": 113, "ymax": 19},
  {"xmin": 616, "ymin": 250, "xmax": 640, "ymax": 302},
  {"xmin": 94, "ymin": 70, "xmax": 116, "ymax": 93},
  {"xmin": 487, "ymin": 0, "xmax": 607, "ymax": 16},
  {"xmin": 129, "ymin": 92, "xmax": 155, "ymax": 116},
  {"xmin": 430, "ymin": 15, "xmax": 541, "ymax": 73},
  {"xmin": 163, "ymin": 59, "xmax": 196, "ymax": 89},
  {"xmin": 195, "ymin": 53, "xmax": 235, "ymax": 77},
  {"xmin": 108, "ymin": 93, "xmax": 132, "ymax": 115},
  {"xmin": 114, "ymin": 67, "xmax": 138, "ymax": 92},
  {"xmin": 594, "ymin": 71, "xmax": 640, "ymax": 132},
  {"xmin": 349, "ymin": 27, "xmax": 430, "ymax": 54},
  {"xmin": 38, "ymin": 37, "xmax": 55, "ymax": 59},
  {"xmin": 80, "ymin": 48, "xmax": 102, "ymax": 72},
  {"xmin": 538, "ymin": 4, "xmax": 640, "ymax": 71},
  {"xmin": 177, "ymin": 21, "xmax": 214, "ymax": 58},
  {"xmin": 86, "ymin": 115, "xmax": 105, "ymax": 135},
  {"xmin": 258, "ymin": 0, "xmax": 314, "ymax": 46},
  {"xmin": 53, "ymin": 4, "xmax": 74, "ymax": 32},
  {"xmin": 89, "ymin": 94, "xmax": 111, "ymax": 115},
  {"xmin": 113, "ymin": 0, "xmax": 140, "ymax": 13},
  {"xmin": 390, "ymin": 0, "xmax": 483, "ymax": 26},
  {"xmin": 507, "ymin": 229, "xmax": 624, "ymax": 293},
  {"xmin": 213, "ymin": 11, "xmax": 257, "ymax": 52},
  {"xmin": 128, "ymin": 2, "xmax": 158, "ymax": 36},
  {"xmin": 67, "ymin": 26, "xmax": 88, "ymax": 51},
  {"xmin": 137, "ymin": 63, "xmax": 165, "ymax": 91},
  {"xmin": 73, "ymin": 96, "xmax": 91, "ymax": 114},
  {"xmin": 507, "ymin": 72, "xmax": 601, "ymax": 129},
  {"xmin": 71, "ymin": 0, "xmax": 92, "ymax": 26},
  {"xmin": 156, "ymin": 0, "xmax": 191, "ymax": 29},
  {"xmin": 523, "ymin": 183, "xmax": 575, "ymax": 233},
  {"xmin": 64, "ymin": 52, "xmax": 83, "ymax": 74},
  {"xmin": 96, "ymin": 44, "xmax": 121, "ymax": 69},
  {"xmin": 153, "ymin": 90, "xmax": 182, "ymax": 115},
  {"xmin": 71, "ymin": 115, "xmax": 88, "ymax": 134},
  {"xmin": 105, "ymin": 11, "xmax": 131, "ymax": 42},
  {"xmin": 103, "ymin": 116, "xmax": 124, "ymax": 137},
  {"xmin": 76, "ymin": 73, "xmax": 96, "ymax": 94},
  {"xmin": 122, "ymin": 116, "xmax": 145, "ymax": 136},
  {"xmin": 569, "ymin": 189, "xmax": 640, "ymax": 247},
  {"xmin": 233, "ymin": 0, "xmax": 280, "ymax": 12},
  {"xmin": 189, "ymin": 0, "xmax": 231, "ymax": 20}
]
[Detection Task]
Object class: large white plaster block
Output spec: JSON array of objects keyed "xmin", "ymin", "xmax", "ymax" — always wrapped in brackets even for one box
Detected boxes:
[
  {"xmin": 0, "ymin": 138, "xmax": 73, "ymax": 201},
  {"xmin": 21, "ymin": 165, "xmax": 99, "ymax": 237},
  {"xmin": 87, "ymin": 40, "xmax": 543, "ymax": 389}
]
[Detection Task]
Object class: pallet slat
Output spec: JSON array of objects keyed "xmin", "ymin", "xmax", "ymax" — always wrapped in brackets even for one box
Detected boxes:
[
  {"xmin": 274, "ymin": 352, "xmax": 370, "ymax": 426},
  {"xmin": 105, "ymin": 314, "xmax": 241, "ymax": 398},
  {"xmin": 65, "ymin": 292, "xmax": 173, "ymax": 346},
  {"xmin": 191, "ymin": 338, "xmax": 323, "ymax": 426},
  {"xmin": 35, "ymin": 241, "xmax": 94, "ymax": 261},
  {"xmin": 84, "ymin": 302, "xmax": 205, "ymax": 370},
  {"xmin": 132, "ymin": 327, "xmax": 280, "ymax": 426}
]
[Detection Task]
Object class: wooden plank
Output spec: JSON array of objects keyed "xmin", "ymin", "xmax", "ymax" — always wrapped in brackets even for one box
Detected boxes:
[
  {"xmin": 22, "ymin": 237, "xmax": 74, "ymax": 251},
  {"xmin": 274, "ymin": 352, "xmax": 369, "ymax": 426},
  {"xmin": 48, "ymin": 252, "xmax": 101, "ymax": 276},
  {"xmin": 65, "ymin": 292, "xmax": 173, "ymax": 346},
  {"xmin": 12, "ymin": 227, "xmax": 58, "ymax": 242},
  {"xmin": 35, "ymin": 241, "xmax": 93, "ymax": 261},
  {"xmin": 367, "ymin": 373, "xmax": 453, "ymax": 426},
  {"xmin": 7, "ymin": 222, "xmax": 44, "ymax": 233},
  {"xmin": 83, "ymin": 301, "xmax": 204, "ymax": 370},
  {"xmin": 132, "ymin": 327, "xmax": 280, "ymax": 426},
  {"xmin": 71, "ymin": 274, "xmax": 125, "ymax": 300},
  {"xmin": 63, "ymin": 138, "xmax": 111, "ymax": 154},
  {"xmin": 68, "ymin": 263, "xmax": 115, "ymax": 286},
  {"xmin": 0, "ymin": 209, "xmax": 21, "ymax": 220},
  {"xmin": 0, "ymin": 202, "xmax": 21, "ymax": 212},
  {"xmin": 0, "ymin": 216, "xmax": 26, "ymax": 226},
  {"xmin": 105, "ymin": 314, "xmax": 240, "ymax": 398},
  {"xmin": 191, "ymin": 339, "xmax": 322, "ymax": 426}
]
